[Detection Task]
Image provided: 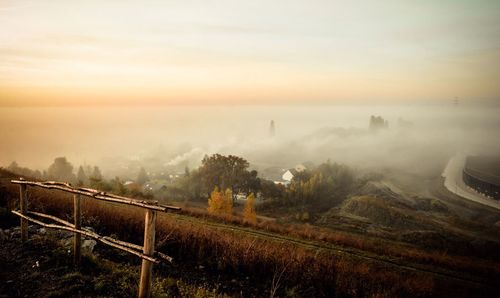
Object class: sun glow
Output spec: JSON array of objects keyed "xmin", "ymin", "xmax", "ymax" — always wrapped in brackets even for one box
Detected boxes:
[{"xmin": 1, "ymin": 0, "xmax": 500, "ymax": 106}]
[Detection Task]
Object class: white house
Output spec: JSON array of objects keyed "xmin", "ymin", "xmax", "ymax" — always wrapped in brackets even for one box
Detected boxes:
[{"xmin": 282, "ymin": 170, "xmax": 295, "ymax": 182}]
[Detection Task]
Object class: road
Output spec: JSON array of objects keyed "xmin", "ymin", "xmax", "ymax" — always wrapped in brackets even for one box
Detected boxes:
[{"xmin": 442, "ymin": 154, "xmax": 500, "ymax": 210}]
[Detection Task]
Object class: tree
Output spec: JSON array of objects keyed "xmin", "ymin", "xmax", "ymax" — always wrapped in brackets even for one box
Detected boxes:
[
  {"xmin": 223, "ymin": 188, "xmax": 233, "ymax": 214},
  {"xmin": 198, "ymin": 154, "xmax": 256, "ymax": 200},
  {"xmin": 89, "ymin": 166, "xmax": 103, "ymax": 188},
  {"xmin": 243, "ymin": 193, "xmax": 257, "ymax": 225},
  {"xmin": 136, "ymin": 167, "xmax": 149, "ymax": 185},
  {"xmin": 260, "ymin": 179, "xmax": 285, "ymax": 199},
  {"xmin": 47, "ymin": 157, "xmax": 76, "ymax": 183},
  {"xmin": 110, "ymin": 176, "xmax": 127, "ymax": 195},
  {"xmin": 77, "ymin": 166, "xmax": 88, "ymax": 186},
  {"xmin": 180, "ymin": 169, "xmax": 202, "ymax": 201},
  {"xmin": 240, "ymin": 170, "xmax": 261, "ymax": 195},
  {"xmin": 287, "ymin": 161, "xmax": 355, "ymax": 207},
  {"xmin": 207, "ymin": 186, "xmax": 225, "ymax": 215},
  {"xmin": 90, "ymin": 166, "xmax": 103, "ymax": 181},
  {"xmin": 207, "ymin": 186, "xmax": 233, "ymax": 216},
  {"xmin": 7, "ymin": 161, "xmax": 19, "ymax": 172},
  {"xmin": 7, "ymin": 161, "xmax": 42, "ymax": 179}
]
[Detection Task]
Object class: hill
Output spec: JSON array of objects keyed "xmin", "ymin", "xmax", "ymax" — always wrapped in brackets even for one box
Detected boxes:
[{"xmin": 1, "ymin": 168, "xmax": 499, "ymax": 297}]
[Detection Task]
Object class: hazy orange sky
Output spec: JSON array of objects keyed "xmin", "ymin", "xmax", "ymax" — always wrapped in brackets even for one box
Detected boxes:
[{"xmin": 1, "ymin": 0, "xmax": 500, "ymax": 106}]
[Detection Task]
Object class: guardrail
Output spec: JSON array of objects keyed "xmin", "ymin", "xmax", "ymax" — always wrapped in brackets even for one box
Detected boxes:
[{"xmin": 11, "ymin": 178, "xmax": 181, "ymax": 298}]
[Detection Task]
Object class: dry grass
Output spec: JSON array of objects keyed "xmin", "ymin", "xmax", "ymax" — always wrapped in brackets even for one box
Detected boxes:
[{"xmin": 177, "ymin": 204, "xmax": 499, "ymax": 280}]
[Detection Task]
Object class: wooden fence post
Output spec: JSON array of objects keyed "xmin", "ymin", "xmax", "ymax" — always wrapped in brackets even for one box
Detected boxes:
[
  {"xmin": 138, "ymin": 209, "xmax": 156, "ymax": 298},
  {"xmin": 19, "ymin": 181, "xmax": 28, "ymax": 242},
  {"xmin": 73, "ymin": 194, "xmax": 81, "ymax": 266}
]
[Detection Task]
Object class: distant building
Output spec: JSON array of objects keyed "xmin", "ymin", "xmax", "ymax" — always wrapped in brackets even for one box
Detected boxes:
[
  {"xmin": 269, "ymin": 120, "xmax": 275, "ymax": 137},
  {"xmin": 282, "ymin": 169, "xmax": 295, "ymax": 182},
  {"xmin": 283, "ymin": 166, "xmax": 304, "ymax": 182},
  {"xmin": 271, "ymin": 164, "xmax": 308, "ymax": 186},
  {"xmin": 369, "ymin": 115, "xmax": 389, "ymax": 132}
]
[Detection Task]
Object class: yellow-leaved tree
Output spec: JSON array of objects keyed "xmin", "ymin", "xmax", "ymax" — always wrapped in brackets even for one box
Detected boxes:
[
  {"xmin": 207, "ymin": 186, "xmax": 225, "ymax": 215},
  {"xmin": 243, "ymin": 192, "xmax": 257, "ymax": 225},
  {"xmin": 208, "ymin": 187, "xmax": 233, "ymax": 216}
]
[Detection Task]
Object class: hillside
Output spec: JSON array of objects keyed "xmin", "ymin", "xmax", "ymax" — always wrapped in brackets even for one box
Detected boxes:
[{"xmin": 1, "ymin": 169, "xmax": 500, "ymax": 297}]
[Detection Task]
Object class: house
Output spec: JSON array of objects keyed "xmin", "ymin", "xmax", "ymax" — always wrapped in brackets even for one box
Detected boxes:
[
  {"xmin": 272, "ymin": 164, "xmax": 309, "ymax": 186},
  {"xmin": 282, "ymin": 169, "xmax": 296, "ymax": 182},
  {"xmin": 283, "ymin": 164, "xmax": 307, "ymax": 182}
]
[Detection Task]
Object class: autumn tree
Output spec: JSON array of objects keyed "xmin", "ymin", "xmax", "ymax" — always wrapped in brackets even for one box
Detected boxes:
[
  {"xmin": 243, "ymin": 192, "xmax": 257, "ymax": 225},
  {"xmin": 207, "ymin": 186, "xmax": 225, "ymax": 215},
  {"xmin": 207, "ymin": 187, "xmax": 234, "ymax": 216}
]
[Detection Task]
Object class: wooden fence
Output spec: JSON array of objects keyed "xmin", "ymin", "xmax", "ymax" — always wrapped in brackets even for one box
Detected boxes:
[{"xmin": 10, "ymin": 178, "xmax": 181, "ymax": 298}]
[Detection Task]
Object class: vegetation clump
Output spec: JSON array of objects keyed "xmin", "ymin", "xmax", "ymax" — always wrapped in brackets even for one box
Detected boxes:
[{"xmin": 243, "ymin": 193, "xmax": 257, "ymax": 225}]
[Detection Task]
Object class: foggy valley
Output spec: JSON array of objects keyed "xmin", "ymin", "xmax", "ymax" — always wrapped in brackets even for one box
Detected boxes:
[
  {"xmin": 2, "ymin": 103, "xmax": 499, "ymax": 179},
  {"xmin": 1, "ymin": 1, "xmax": 500, "ymax": 297}
]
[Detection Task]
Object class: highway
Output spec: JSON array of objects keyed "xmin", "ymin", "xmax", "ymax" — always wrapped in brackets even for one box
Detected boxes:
[{"xmin": 442, "ymin": 154, "xmax": 500, "ymax": 210}]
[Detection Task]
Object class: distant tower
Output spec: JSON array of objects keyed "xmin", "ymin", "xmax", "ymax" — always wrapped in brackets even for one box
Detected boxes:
[{"xmin": 269, "ymin": 120, "xmax": 275, "ymax": 137}]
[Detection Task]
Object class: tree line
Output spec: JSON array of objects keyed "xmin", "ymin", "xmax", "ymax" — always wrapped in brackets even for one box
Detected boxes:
[{"xmin": 6, "ymin": 153, "xmax": 359, "ymax": 215}]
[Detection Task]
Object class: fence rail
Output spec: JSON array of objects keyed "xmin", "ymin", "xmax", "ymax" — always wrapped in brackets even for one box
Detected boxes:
[{"xmin": 10, "ymin": 178, "xmax": 180, "ymax": 298}]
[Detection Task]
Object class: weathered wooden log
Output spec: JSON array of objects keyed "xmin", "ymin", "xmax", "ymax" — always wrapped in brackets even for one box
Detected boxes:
[
  {"xmin": 26, "ymin": 211, "xmax": 173, "ymax": 263},
  {"xmin": 27, "ymin": 211, "xmax": 74, "ymax": 227},
  {"xmin": 11, "ymin": 210, "xmax": 161, "ymax": 264},
  {"xmin": 19, "ymin": 183, "xmax": 28, "ymax": 242},
  {"xmin": 11, "ymin": 180, "xmax": 181, "ymax": 212},
  {"xmin": 139, "ymin": 209, "xmax": 157, "ymax": 298},
  {"xmin": 74, "ymin": 194, "xmax": 82, "ymax": 266}
]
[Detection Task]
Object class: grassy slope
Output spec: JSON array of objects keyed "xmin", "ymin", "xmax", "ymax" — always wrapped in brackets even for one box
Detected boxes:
[{"xmin": 1, "ymin": 168, "xmax": 499, "ymax": 297}]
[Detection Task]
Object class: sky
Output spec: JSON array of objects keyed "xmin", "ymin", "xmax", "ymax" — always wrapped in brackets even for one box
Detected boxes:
[{"xmin": 1, "ymin": 0, "xmax": 500, "ymax": 106}]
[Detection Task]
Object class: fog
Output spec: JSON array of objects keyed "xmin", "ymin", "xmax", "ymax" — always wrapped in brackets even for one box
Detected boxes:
[{"xmin": 1, "ymin": 103, "xmax": 499, "ymax": 180}]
